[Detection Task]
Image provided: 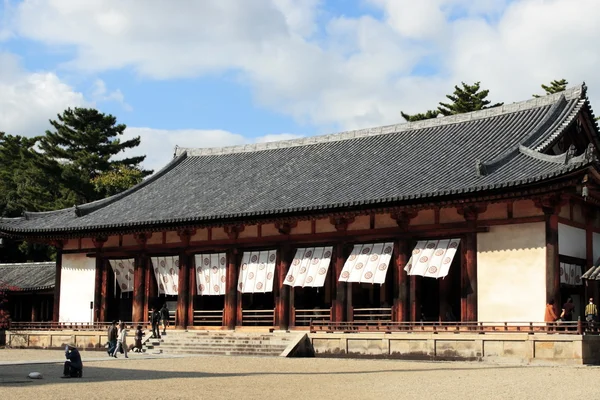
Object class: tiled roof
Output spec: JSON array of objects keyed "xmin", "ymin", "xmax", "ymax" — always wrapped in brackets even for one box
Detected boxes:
[
  {"xmin": 0, "ymin": 85, "xmax": 597, "ymax": 235},
  {"xmin": 0, "ymin": 262, "xmax": 56, "ymax": 291}
]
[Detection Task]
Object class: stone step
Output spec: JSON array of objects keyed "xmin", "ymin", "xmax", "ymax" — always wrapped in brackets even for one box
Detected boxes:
[
  {"xmin": 157, "ymin": 348, "xmax": 283, "ymax": 356},
  {"xmin": 161, "ymin": 339, "xmax": 292, "ymax": 346},
  {"xmin": 157, "ymin": 344, "xmax": 288, "ymax": 351}
]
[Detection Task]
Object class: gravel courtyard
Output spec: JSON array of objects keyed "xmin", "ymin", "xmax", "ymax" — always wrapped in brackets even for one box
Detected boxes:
[{"xmin": 1, "ymin": 349, "xmax": 598, "ymax": 400}]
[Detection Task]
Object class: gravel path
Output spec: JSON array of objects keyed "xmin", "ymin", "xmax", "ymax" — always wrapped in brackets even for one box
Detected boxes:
[{"xmin": 1, "ymin": 350, "xmax": 598, "ymax": 400}]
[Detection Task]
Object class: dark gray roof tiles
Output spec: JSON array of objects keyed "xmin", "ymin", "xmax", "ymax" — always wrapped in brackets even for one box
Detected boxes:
[
  {"xmin": 0, "ymin": 84, "xmax": 597, "ymax": 235},
  {"xmin": 0, "ymin": 262, "xmax": 56, "ymax": 291}
]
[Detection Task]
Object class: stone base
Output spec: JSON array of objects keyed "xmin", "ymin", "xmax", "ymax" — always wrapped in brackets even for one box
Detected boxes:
[{"xmin": 308, "ymin": 332, "xmax": 600, "ymax": 365}]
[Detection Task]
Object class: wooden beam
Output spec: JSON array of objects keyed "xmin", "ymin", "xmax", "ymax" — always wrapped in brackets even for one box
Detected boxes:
[
  {"xmin": 224, "ymin": 249, "xmax": 239, "ymax": 329},
  {"xmin": 176, "ymin": 253, "xmax": 189, "ymax": 328},
  {"xmin": 332, "ymin": 244, "xmax": 346, "ymax": 322},
  {"xmin": 187, "ymin": 255, "xmax": 196, "ymax": 327},
  {"xmin": 275, "ymin": 245, "xmax": 291, "ymax": 330},
  {"xmin": 93, "ymin": 257, "xmax": 103, "ymax": 322},
  {"xmin": 132, "ymin": 255, "xmax": 146, "ymax": 323},
  {"xmin": 52, "ymin": 249, "xmax": 62, "ymax": 322},
  {"xmin": 393, "ymin": 239, "xmax": 409, "ymax": 322}
]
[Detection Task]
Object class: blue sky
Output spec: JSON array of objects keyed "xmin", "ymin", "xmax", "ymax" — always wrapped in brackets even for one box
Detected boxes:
[{"xmin": 0, "ymin": 0, "xmax": 599, "ymax": 171}]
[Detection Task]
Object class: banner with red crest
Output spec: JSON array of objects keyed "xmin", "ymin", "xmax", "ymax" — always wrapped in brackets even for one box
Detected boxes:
[
  {"xmin": 194, "ymin": 253, "xmax": 227, "ymax": 296},
  {"xmin": 151, "ymin": 256, "xmax": 180, "ymax": 295}
]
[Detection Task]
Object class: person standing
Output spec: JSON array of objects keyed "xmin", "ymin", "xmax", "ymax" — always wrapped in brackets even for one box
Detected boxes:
[
  {"xmin": 112, "ymin": 322, "xmax": 128, "ymax": 358},
  {"xmin": 151, "ymin": 306, "xmax": 161, "ymax": 339},
  {"xmin": 160, "ymin": 304, "xmax": 170, "ymax": 335},
  {"xmin": 585, "ymin": 297, "xmax": 598, "ymax": 331},
  {"xmin": 545, "ymin": 298, "xmax": 558, "ymax": 330},
  {"xmin": 107, "ymin": 320, "xmax": 118, "ymax": 356},
  {"xmin": 134, "ymin": 325, "xmax": 144, "ymax": 352},
  {"xmin": 62, "ymin": 343, "xmax": 83, "ymax": 378},
  {"xmin": 561, "ymin": 297, "xmax": 575, "ymax": 321}
]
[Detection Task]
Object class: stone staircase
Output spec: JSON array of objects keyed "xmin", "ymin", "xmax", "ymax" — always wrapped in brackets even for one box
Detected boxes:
[{"xmin": 144, "ymin": 331, "xmax": 298, "ymax": 357}]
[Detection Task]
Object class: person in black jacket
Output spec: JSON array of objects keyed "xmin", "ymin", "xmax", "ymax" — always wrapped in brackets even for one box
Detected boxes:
[
  {"xmin": 107, "ymin": 320, "xmax": 118, "ymax": 356},
  {"xmin": 160, "ymin": 304, "xmax": 169, "ymax": 335},
  {"xmin": 151, "ymin": 307, "xmax": 161, "ymax": 339},
  {"xmin": 62, "ymin": 343, "xmax": 83, "ymax": 378}
]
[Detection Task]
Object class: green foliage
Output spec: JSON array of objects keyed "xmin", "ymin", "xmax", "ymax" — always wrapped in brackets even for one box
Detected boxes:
[
  {"xmin": 533, "ymin": 79, "xmax": 568, "ymax": 98},
  {"xmin": 91, "ymin": 166, "xmax": 145, "ymax": 197},
  {"xmin": 401, "ymin": 81, "xmax": 502, "ymax": 121},
  {"xmin": 437, "ymin": 81, "xmax": 503, "ymax": 116},
  {"xmin": 401, "ymin": 110, "xmax": 440, "ymax": 122},
  {"xmin": 0, "ymin": 108, "xmax": 151, "ymax": 262},
  {"xmin": 36, "ymin": 107, "xmax": 152, "ymax": 205}
]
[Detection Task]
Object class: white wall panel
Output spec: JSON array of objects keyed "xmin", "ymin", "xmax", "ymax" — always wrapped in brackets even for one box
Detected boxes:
[
  {"xmin": 593, "ymin": 232, "xmax": 600, "ymax": 263},
  {"xmin": 59, "ymin": 253, "xmax": 96, "ymax": 323},
  {"xmin": 477, "ymin": 222, "xmax": 546, "ymax": 322},
  {"xmin": 558, "ymin": 223, "xmax": 586, "ymax": 259}
]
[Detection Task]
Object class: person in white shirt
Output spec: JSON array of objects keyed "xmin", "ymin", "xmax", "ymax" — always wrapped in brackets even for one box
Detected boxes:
[{"xmin": 112, "ymin": 322, "xmax": 129, "ymax": 358}]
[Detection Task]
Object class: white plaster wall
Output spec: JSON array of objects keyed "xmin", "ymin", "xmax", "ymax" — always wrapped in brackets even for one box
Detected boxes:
[
  {"xmin": 477, "ymin": 222, "xmax": 546, "ymax": 322},
  {"xmin": 558, "ymin": 223, "xmax": 586, "ymax": 259},
  {"xmin": 59, "ymin": 253, "xmax": 96, "ymax": 323},
  {"xmin": 593, "ymin": 232, "xmax": 600, "ymax": 263}
]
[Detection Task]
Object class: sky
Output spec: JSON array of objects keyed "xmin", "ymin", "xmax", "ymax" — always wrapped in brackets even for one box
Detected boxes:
[{"xmin": 1, "ymin": 0, "xmax": 599, "ymax": 172}]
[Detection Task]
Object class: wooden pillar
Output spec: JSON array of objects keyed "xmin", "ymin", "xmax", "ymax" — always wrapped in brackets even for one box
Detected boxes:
[
  {"xmin": 533, "ymin": 196, "xmax": 563, "ymax": 309},
  {"xmin": 93, "ymin": 257, "xmax": 104, "ymax": 322},
  {"xmin": 143, "ymin": 260, "xmax": 151, "ymax": 323},
  {"xmin": 585, "ymin": 206, "xmax": 596, "ymax": 302},
  {"xmin": 176, "ymin": 253, "xmax": 190, "ymax": 328},
  {"xmin": 546, "ymin": 212, "xmax": 560, "ymax": 306},
  {"xmin": 332, "ymin": 244, "xmax": 346, "ymax": 322},
  {"xmin": 393, "ymin": 240, "xmax": 409, "ymax": 322},
  {"xmin": 224, "ymin": 249, "xmax": 239, "ymax": 329},
  {"xmin": 275, "ymin": 245, "xmax": 290, "ymax": 330},
  {"xmin": 30, "ymin": 294, "xmax": 37, "ymax": 322},
  {"xmin": 100, "ymin": 260, "xmax": 109, "ymax": 322},
  {"xmin": 132, "ymin": 255, "xmax": 147, "ymax": 323},
  {"xmin": 464, "ymin": 233, "xmax": 477, "ymax": 321},
  {"xmin": 458, "ymin": 205, "xmax": 484, "ymax": 322},
  {"xmin": 52, "ymin": 247, "xmax": 63, "ymax": 322},
  {"xmin": 187, "ymin": 255, "xmax": 196, "ymax": 327}
]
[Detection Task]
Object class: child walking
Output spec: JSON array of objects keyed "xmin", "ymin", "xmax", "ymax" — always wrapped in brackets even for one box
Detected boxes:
[
  {"xmin": 112, "ymin": 322, "xmax": 129, "ymax": 358},
  {"xmin": 134, "ymin": 325, "xmax": 143, "ymax": 352}
]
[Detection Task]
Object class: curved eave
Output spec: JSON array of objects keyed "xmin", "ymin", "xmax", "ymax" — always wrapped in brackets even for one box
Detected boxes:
[{"xmin": 0, "ymin": 162, "xmax": 591, "ymax": 237}]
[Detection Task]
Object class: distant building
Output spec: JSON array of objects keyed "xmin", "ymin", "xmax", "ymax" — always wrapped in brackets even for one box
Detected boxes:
[
  {"xmin": 0, "ymin": 84, "xmax": 598, "ymax": 329},
  {"xmin": 0, "ymin": 262, "xmax": 55, "ymax": 323}
]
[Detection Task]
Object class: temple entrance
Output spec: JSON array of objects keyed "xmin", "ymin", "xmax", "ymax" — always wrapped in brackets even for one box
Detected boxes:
[
  {"xmin": 106, "ymin": 259, "xmax": 134, "ymax": 322},
  {"xmin": 406, "ymin": 239, "xmax": 462, "ymax": 322},
  {"xmin": 193, "ymin": 296, "xmax": 224, "ymax": 326},
  {"xmin": 291, "ymin": 286, "xmax": 332, "ymax": 327},
  {"xmin": 241, "ymin": 293, "xmax": 275, "ymax": 326},
  {"xmin": 350, "ymin": 282, "xmax": 393, "ymax": 322}
]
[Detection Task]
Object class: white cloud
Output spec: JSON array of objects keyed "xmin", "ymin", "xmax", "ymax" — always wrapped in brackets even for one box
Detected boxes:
[
  {"xmin": 3, "ymin": 0, "xmax": 600, "ymax": 137},
  {"xmin": 121, "ymin": 128, "xmax": 303, "ymax": 172},
  {"xmin": 0, "ymin": 52, "xmax": 86, "ymax": 136},
  {"xmin": 91, "ymin": 79, "xmax": 132, "ymax": 111}
]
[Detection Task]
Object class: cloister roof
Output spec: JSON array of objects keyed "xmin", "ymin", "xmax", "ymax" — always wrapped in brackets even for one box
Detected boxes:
[{"xmin": 0, "ymin": 262, "xmax": 55, "ymax": 291}]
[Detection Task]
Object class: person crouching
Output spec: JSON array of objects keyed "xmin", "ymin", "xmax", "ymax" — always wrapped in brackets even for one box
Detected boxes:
[{"xmin": 62, "ymin": 343, "xmax": 83, "ymax": 378}]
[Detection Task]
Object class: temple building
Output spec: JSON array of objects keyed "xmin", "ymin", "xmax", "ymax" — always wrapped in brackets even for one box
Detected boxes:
[
  {"xmin": 0, "ymin": 262, "xmax": 55, "ymax": 323},
  {"xmin": 1, "ymin": 84, "xmax": 599, "ymax": 330}
]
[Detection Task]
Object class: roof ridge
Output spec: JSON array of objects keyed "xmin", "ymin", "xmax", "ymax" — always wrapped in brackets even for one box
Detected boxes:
[{"xmin": 176, "ymin": 84, "xmax": 586, "ymax": 158}]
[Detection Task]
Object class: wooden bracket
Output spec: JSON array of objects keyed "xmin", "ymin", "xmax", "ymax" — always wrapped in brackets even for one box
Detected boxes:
[
  {"xmin": 330, "ymin": 216, "xmax": 355, "ymax": 232},
  {"xmin": 224, "ymin": 224, "xmax": 245, "ymax": 240}
]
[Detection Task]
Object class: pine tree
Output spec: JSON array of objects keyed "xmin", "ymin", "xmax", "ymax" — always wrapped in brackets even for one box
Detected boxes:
[
  {"xmin": 437, "ymin": 81, "xmax": 503, "ymax": 116},
  {"xmin": 533, "ymin": 79, "xmax": 568, "ymax": 98},
  {"xmin": 400, "ymin": 110, "xmax": 440, "ymax": 122},
  {"xmin": 36, "ymin": 108, "xmax": 152, "ymax": 205}
]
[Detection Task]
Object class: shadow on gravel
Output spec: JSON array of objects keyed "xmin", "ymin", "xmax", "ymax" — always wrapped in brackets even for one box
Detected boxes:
[{"xmin": 0, "ymin": 361, "xmax": 527, "ymax": 387}]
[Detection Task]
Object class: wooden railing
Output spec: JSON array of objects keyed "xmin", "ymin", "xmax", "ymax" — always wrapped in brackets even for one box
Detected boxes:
[
  {"xmin": 241, "ymin": 309, "xmax": 274, "ymax": 326},
  {"xmin": 310, "ymin": 320, "xmax": 594, "ymax": 334},
  {"xmin": 147, "ymin": 310, "xmax": 176, "ymax": 325},
  {"xmin": 352, "ymin": 307, "xmax": 393, "ymax": 322},
  {"xmin": 7, "ymin": 321, "xmax": 151, "ymax": 331},
  {"xmin": 193, "ymin": 310, "xmax": 223, "ymax": 326},
  {"xmin": 294, "ymin": 308, "xmax": 331, "ymax": 327}
]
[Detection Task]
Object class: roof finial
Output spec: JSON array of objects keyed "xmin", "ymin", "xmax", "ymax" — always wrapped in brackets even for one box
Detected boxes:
[{"xmin": 174, "ymin": 145, "xmax": 179, "ymax": 159}]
